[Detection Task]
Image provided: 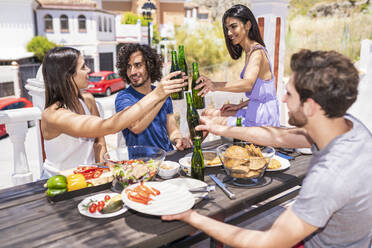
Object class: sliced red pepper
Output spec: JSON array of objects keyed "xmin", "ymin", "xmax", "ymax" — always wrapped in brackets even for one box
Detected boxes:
[
  {"xmin": 151, "ymin": 187, "xmax": 160, "ymax": 195},
  {"xmin": 127, "ymin": 193, "xmax": 149, "ymax": 205},
  {"xmin": 81, "ymin": 171, "xmax": 94, "ymax": 180},
  {"xmin": 139, "ymin": 184, "xmax": 156, "ymax": 196},
  {"xmin": 93, "ymin": 170, "xmax": 103, "ymax": 178},
  {"xmin": 135, "ymin": 188, "xmax": 152, "ymax": 200}
]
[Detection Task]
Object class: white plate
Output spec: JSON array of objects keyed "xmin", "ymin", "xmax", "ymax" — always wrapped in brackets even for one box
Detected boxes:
[
  {"xmin": 122, "ymin": 181, "xmax": 195, "ymax": 216},
  {"xmin": 166, "ymin": 178, "xmax": 208, "ymax": 199},
  {"xmin": 266, "ymin": 155, "xmax": 291, "ymax": 172},
  {"xmin": 78, "ymin": 193, "xmax": 128, "ymax": 218},
  {"xmin": 184, "ymin": 151, "xmax": 222, "ymax": 167}
]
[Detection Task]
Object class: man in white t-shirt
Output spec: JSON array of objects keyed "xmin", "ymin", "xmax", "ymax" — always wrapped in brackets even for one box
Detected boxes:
[{"xmin": 162, "ymin": 50, "xmax": 372, "ymax": 248}]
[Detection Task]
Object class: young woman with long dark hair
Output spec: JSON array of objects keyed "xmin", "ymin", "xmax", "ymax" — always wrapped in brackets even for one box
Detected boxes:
[
  {"xmin": 40, "ymin": 47, "xmax": 185, "ymax": 178},
  {"xmin": 197, "ymin": 4, "xmax": 280, "ymax": 127}
]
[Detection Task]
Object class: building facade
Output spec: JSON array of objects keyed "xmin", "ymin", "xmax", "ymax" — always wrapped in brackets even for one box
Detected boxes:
[
  {"xmin": 0, "ymin": 0, "xmax": 38, "ymax": 98},
  {"xmin": 36, "ymin": 0, "xmax": 117, "ymax": 72}
]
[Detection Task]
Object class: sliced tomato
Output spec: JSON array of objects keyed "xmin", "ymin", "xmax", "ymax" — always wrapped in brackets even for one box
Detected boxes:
[
  {"xmin": 98, "ymin": 201, "xmax": 105, "ymax": 208},
  {"xmin": 89, "ymin": 203, "xmax": 97, "ymax": 213},
  {"xmin": 97, "ymin": 205, "xmax": 104, "ymax": 212},
  {"xmin": 104, "ymin": 195, "xmax": 111, "ymax": 201}
]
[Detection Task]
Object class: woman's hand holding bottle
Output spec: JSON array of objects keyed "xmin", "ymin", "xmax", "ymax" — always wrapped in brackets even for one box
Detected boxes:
[
  {"xmin": 195, "ymin": 75, "xmax": 216, "ymax": 97},
  {"xmin": 220, "ymin": 103, "xmax": 241, "ymax": 113}
]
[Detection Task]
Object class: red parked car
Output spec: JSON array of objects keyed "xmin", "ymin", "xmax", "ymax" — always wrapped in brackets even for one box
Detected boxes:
[
  {"xmin": 0, "ymin": 97, "xmax": 33, "ymax": 138},
  {"xmin": 85, "ymin": 71, "xmax": 126, "ymax": 96}
]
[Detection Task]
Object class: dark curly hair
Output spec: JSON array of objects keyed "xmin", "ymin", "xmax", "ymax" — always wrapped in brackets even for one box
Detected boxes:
[
  {"xmin": 116, "ymin": 43, "xmax": 163, "ymax": 84},
  {"xmin": 222, "ymin": 4, "xmax": 265, "ymax": 60},
  {"xmin": 291, "ymin": 49, "xmax": 359, "ymax": 118}
]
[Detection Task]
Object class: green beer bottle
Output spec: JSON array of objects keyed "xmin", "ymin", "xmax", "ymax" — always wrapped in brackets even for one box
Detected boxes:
[
  {"xmin": 191, "ymin": 62, "xmax": 205, "ymax": 109},
  {"xmin": 191, "ymin": 136, "xmax": 205, "ymax": 181},
  {"xmin": 170, "ymin": 50, "xmax": 184, "ymax": 100},
  {"xmin": 233, "ymin": 116, "xmax": 243, "ymax": 144},
  {"xmin": 178, "ymin": 45, "xmax": 188, "ymax": 91},
  {"xmin": 185, "ymin": 92, "xmax": 203, "ymax": 140}
]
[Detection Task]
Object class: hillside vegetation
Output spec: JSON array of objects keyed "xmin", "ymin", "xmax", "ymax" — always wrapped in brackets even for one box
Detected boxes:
[{"xmin": 178, "ymin": 0, "xmax": 372, "ymax": 77}]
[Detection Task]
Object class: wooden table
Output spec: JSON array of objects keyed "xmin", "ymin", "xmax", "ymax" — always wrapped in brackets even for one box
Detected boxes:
[{"xmin": 0, "ymin": 140, "xmax": 311, "ymax": 248}]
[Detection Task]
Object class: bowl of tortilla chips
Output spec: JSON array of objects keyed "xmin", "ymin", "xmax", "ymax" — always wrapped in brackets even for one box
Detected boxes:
[{"xmin": 216, "ymin": 142, "xmax": 275, "ymax": 184}]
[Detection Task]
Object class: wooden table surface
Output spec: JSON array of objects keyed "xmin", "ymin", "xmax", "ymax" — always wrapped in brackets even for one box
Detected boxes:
[{"xmin": 0, "ymin": 140, "xmax": 311, "ymax": 248}]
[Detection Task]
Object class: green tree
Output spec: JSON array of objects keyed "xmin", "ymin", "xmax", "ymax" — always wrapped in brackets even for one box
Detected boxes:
[
  {"xmin": 26, "ymin": 36, "xmax": 58, "ymax": 61},
  {"xmin": 123, "ymin": 12, "xmax": 139, "ymax": 24},
  {"xmin": 174, "ymin": 21, "xmax": 234, "ymax": 73}
]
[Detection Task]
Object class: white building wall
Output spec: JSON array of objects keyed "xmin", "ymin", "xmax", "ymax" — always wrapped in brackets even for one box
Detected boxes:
[
  {"xmin": 96, "ymin": 12, "xmax": 116, "ymax": 41},
  {"xmin": 0, "ymin": 0, "xmax": 35, "ymax": 60},
  {"xmin": 37, "ymin": 10, "xmax": 97, "ymax": 43},
  {"xmin": 36, "ymin": 9, "xmax": 117, "ymax": 73},
  {"xmin": 36, "ymin": 9, "xmax": 116, "ymax": 43}
]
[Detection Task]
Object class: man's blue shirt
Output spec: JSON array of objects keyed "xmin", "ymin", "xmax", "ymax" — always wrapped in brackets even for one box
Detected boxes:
[{"xmin": 115, "ymin": 85, "xmax": 174, "ymax": 152}]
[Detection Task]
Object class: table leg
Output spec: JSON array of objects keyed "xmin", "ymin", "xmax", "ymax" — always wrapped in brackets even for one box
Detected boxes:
[{"xmin": 209, "ymin": 212, "xmax": 225, "ymax": 248}]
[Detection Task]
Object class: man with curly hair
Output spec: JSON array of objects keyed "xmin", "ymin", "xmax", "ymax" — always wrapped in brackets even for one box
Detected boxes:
[
  {"xmin": 163, "ymin": 50, "xmax": 372, "ymax": 247},
  {"xmin": 115, "ymin": 43, "xmax": 191, "ymax": 151}
]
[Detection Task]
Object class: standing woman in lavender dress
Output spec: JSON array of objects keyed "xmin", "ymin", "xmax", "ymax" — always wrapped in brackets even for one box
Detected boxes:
[{"xmin": 197, "ymin": 4, "xmax": 280, "ymax": 127}]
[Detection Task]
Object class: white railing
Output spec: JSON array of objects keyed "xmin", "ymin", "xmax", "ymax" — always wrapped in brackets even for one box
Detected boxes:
[{"xmin": 0, "ymin": 107, "xmax": 42, "ymax": 186}]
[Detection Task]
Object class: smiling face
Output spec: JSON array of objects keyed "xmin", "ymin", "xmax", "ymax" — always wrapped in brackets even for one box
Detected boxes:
[
  {"xmin": 127, "ymin": 51, "xmax": 150, "ymax": 88},
  {"xmin": 224, "ymin": 17, "xmax": 250, "ymax": 45},
  {"xmin": 283, "ymin": 75, "xmax": 308, "ymax": 127},
  {"xmin": 72, "ymin": 55, "xmax": 90, "ymax": 90}
]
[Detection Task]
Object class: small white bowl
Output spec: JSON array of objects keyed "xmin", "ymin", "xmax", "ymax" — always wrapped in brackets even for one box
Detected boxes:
[
  {"xmin": 178, "ymin": 157, "xmax": 191, "ymax": 177},
  {"xmin": 158, "ymin": 161, "xmax": 180, "ymax": 179}
]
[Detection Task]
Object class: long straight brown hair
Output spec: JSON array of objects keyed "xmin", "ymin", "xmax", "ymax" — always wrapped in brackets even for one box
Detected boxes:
[
  {"xmin": 42, "ymin": 47, "xmax": 83, "ymax": 112},
  {"xmin": 223, "ymin": 4, "xmax": 265, "ymax": 60}
]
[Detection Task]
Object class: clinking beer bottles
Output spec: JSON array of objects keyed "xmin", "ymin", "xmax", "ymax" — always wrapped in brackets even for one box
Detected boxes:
[
  {"xmin": 191, "ymin": 136, "xmax": 204, "ymax": 181},
  {"xmin": 185, "ymin": 92, "xmax": 203, "ymax": 141},
  {"xmin": 178, "ymin": 45, "xmax": 188, "ymax": 91},
  {"xmin": 170, "ymin": 50, "xmax": 184, "ymax": 100},
  {"xmin": 192, "ymin": 62, "xmax": 205, "ymax": 109},
  {"xmin": 233, "ymin": 116, "xmax": 243, "ymax": 143}
]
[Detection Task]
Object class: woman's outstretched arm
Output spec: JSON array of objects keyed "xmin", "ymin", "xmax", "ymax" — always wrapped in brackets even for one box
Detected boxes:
[
  {"xmin": 195, "ymin": 50, "xmax": 263, "ymax": 96},
  {"xmin": 42, "ymin": 71, "xmax": 186, "ymax": 139}
]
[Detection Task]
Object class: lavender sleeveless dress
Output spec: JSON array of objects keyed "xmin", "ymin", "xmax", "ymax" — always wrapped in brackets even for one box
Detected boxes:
[{"xmin": 229, "ymin": 45, "xmax": 280, "ymax": 127}]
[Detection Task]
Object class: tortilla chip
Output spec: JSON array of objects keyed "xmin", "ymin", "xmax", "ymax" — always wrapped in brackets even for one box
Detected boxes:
[
  {"xmin": 249, "ymin": 157, "xmax": 266, "ymax": 170},
  {"xmin": 268, "ymin": 158, "xmax": 281, "ymax": 169}
]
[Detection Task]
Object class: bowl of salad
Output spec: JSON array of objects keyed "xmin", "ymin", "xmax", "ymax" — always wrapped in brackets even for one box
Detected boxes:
[{"xmin": 103, "ymin": 146, "xmax": 166, "ymax": 189}]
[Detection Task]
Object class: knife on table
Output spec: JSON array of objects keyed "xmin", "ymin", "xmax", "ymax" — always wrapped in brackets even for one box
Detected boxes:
[
  {"xmin": 209, "ymin": 174, "xmax": 236, "ymax": 200},
  {"xmin": 275, "ymin": 152, "xmax": 294, "ymax": 160}
]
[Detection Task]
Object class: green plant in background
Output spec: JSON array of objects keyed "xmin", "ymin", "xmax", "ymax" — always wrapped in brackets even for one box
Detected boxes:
[
  {"xmin": 122, "ymin": 12, "xmax": 139, "ymax": 24},
  {"xmin": 284, "ymin": 12, "xmax": 372, "ymax": 75},
  {"xmin": 174, "ymin": 21, "xmax": 235, "ymax": 74},
  {"xmin": 121, "ymin": 12, "xmax": 160, "ymax": 45},
  {"xmin": 26, "ymin": 36, "xmax": 58, "ymax": 62},
  {"xmin": 152, "ymin": 24, "xmax": 160, "ymax": 45},
  {"xmin": 122, "ymin": 12, "xmax": 153, "ymax": 27}
]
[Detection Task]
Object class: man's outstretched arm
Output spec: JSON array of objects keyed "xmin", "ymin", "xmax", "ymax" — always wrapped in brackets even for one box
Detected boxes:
[
  {"xmin": 196, "ymin": 116, "xmax": 313, "ymax": 149},
  {"xmin": 163, "ymin": 207, "xmax": 317, "ymax": 248}
]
